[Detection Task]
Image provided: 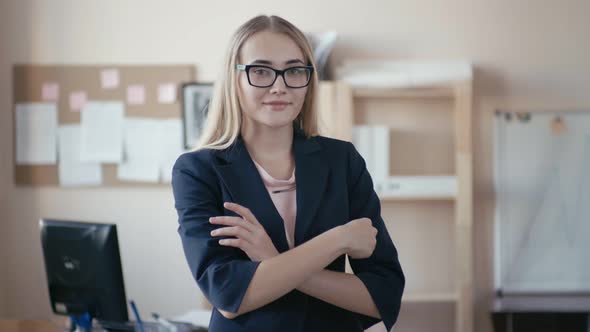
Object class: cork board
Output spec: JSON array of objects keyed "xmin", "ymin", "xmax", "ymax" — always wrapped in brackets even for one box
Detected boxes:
[{"xmin": 13, "ymin": 64, "xmax": 195, "ymax": 186}]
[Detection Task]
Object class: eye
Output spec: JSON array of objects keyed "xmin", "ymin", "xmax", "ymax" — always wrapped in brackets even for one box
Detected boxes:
[
  {"xmin": 252, "ymin": 68, "xmax": 272, "ymax": 76},
  {"xmin": 286, "ymin": 68, "xmax": 305, "ymax": 75}
]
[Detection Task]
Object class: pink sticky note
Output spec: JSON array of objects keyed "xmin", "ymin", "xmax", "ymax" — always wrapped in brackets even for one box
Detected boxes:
[
  {"xmin": 69, "ymin": 91, "xmax": 87, "ymax": 111},
  {"xmin": 127, "ymin": 85, "xmax": 145, "ymax": 105},
  {"xmin": 42, "ymin": 82, "xmax": 60, "ymax": 101},
  {"xmin": 158, "ymin": 83, "xmax": 176, "ymax": 104},
  {"xmin": 100, "ymin": 68, "xmax": 120, "ymax": 89}
]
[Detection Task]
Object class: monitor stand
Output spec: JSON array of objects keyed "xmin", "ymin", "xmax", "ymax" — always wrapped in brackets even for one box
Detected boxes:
[{"xmin": 69, "ymin": 313, "xmax": 92, "ymax": 332}]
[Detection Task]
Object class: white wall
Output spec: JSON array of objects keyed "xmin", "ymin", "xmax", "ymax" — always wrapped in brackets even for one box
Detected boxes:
[{"xmin": 1, "ymin": 1, "xmax": 589, "ymax": 331}]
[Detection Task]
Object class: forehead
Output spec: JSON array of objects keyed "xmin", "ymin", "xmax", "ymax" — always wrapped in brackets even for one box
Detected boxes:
[{"xmin": 239, "ymin": 30, "xmax": 305, "ymax": 64}]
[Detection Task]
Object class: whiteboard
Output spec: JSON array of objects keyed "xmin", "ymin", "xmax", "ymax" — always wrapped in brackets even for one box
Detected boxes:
[{"xmin": 494, "ymin": 111, "xmax": 590, "ymax": 293}]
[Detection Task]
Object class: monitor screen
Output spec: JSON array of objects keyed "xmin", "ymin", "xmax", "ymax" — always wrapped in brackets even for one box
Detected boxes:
[{"xmin": 40, "ymin": 219, "xmax": 129, "ymax": 324}]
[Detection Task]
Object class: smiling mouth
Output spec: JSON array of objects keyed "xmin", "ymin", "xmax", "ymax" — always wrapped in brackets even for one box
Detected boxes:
[
  {"xmin": 263, "ymin": 102, "xmax": 291, "ymax": 106},
  {"xmin": 263, "ymin": 101, "xmax": 291, "ymax": 111}
]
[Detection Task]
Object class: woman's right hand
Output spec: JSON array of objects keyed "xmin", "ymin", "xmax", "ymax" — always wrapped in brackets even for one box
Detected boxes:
[{"xmin": 340, "ymin": 218, "xmax": 378, "ymax": 259}]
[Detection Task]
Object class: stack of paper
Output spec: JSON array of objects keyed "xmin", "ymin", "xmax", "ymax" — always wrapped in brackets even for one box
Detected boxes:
[
  {"xmin": 352, "ymin": 125, "xmax": 390, "ymax": 193},
  {"xmin": 381, "ymin": 176, "xmax": 457, "ymax": 198},
  {"xmin": 305, "ymin": 31, "xmax": 338, "ymax": 80},
  {"xmin": 334, "ymin": 60, "xmax": 473, "ymax": 88}
]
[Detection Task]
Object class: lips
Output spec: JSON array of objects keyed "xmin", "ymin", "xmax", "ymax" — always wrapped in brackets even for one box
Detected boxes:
[
  {"xmin": 263, "ymin": 101, "xmax": 290, "ymax": 106},
  {"xmin": 263, "ymin": 101, "xmax": 291, "ymax": 111}
]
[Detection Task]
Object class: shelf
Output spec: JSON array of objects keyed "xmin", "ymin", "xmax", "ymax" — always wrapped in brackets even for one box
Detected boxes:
[
  {"xmin": 402, "ymin": 292, "xmax": 458, "ymax": 303},
  {"xmin": 379, "ymin": 194, "xmax": 456, "ymax": 202},
  {"xmin": 374, "ymin": 175, "xmax": 457, "ymax": 201},
  {"xmin": 352, "ymin": 86, "xmax": 455, "ymax": 99}
]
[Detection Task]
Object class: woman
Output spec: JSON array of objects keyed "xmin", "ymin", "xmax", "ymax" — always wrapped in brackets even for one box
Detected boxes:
[{"xmin": 172, "ymin": 15, "xmax": 404, "ymax": 332}]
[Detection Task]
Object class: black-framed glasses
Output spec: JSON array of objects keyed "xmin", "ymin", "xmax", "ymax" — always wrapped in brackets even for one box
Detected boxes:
[{"xmin": 236, "ymin": 64, "xmax": 314, "ymax": 88}]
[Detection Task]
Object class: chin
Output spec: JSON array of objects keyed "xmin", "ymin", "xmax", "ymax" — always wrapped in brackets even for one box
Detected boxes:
[
  {"xmin": 256, "ymin": 117, "xmax": 296, "ymax": 129},
  {"xmin": 257, "ymin": 112, "xmax": 298, "ymax": 128}
]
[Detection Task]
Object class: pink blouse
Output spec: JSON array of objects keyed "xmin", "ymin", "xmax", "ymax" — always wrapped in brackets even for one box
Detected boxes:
[{"xmin": 252, "ymin": 159, "xmax": 297, "ymax": 249}]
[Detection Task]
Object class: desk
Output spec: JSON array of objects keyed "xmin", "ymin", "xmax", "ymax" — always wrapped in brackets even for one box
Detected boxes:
[
  {"xmin": 0, "ymin": 318, "xmax": 208, "ymax": 332},
  {"xmin": 0, "ymin": 320, "xmax": 62, "ymax": 332},
  {"xmin": 491, "ymin": 295, "xmax": 590, "ymax": 332},
  {"xmin": 0, "ymin": 310, "xmax": 211, "ymax": 332}
]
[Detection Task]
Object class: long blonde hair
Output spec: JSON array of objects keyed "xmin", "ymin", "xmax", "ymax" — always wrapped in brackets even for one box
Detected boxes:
[{"xmin": 195, "ymin": 15, "xmax": 320, "ymax": 150}]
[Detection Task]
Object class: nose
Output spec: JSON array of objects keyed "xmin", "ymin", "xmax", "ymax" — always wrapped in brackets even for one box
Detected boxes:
[{"xmin": 269, "ymin": 73, "xmax": 288, "ymax": 95}]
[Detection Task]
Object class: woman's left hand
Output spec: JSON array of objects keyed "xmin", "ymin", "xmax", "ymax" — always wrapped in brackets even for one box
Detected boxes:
[{"xmin": 209, "ymin": 202, "xmax": 279, "ymax": 262}]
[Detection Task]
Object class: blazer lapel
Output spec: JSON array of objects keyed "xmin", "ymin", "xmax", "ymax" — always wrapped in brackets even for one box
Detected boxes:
[
  {"xmin": 214, "ymin": 137, "xmax": 290, "ymax": 253},
  {"xmin": 292, "ymin": 131, "xmax": 330, "ymax": 246},
  {"xmin": 213, "ymin": 127, "xmax": 330, "ymax": 252}
]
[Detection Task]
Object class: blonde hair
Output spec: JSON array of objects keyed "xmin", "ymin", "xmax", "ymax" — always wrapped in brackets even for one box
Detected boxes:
[{"xmin": 195, "ymin": 15, "xmax": 320, "ymax": 150}]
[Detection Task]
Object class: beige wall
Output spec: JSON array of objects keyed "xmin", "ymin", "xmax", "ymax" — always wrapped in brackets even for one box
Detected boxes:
[
  {"xmin": 1, "ymin": 0, "xmax": 589, "ymax": 331},
  {"xmin": 1, "ymin": 0, "xmax": 10, "ymax": 316}
]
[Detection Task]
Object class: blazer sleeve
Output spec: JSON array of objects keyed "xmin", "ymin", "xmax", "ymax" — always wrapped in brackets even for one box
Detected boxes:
[
  {"xmin": 171, "ymin": 152, "xmax": 260, "ymax": 313},
  {"xmin": 346, "ymin": 142, "xmax": 405, "ymax": 331}
]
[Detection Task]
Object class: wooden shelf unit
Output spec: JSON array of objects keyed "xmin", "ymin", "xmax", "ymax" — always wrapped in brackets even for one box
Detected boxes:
[
  {"xmin": 403, "ymin": 292, "xmax": 459, "ymax": 303},
  {"xmin": 379, "ymin": 194, "xmax": 456, "ymax": 202},
  {"xmin": 318, "ymin": 79, "xmax": 473, "ymax": 332}
]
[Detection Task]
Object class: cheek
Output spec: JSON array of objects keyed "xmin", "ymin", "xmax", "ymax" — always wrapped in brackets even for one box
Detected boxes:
[
  {"xmin": 293, "ymin": 88, "xmax": 308, "ymax": 107},
  {"xmin": 238, "ymin": 78, "xmax": 263, "ymax": 109}
]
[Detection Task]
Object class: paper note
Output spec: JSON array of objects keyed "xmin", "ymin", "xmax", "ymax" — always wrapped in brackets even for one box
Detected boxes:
[
  {"xmin": 100, "ymin": 68, "xmax": 120, "ymax": 89},
  {"xmin": 117, "ymin": 118, "xmax": 162, "ymax": 182},
  {"xmin": 117, "ymin": 159, "xmax": 161, "ymax": 182},
  {"xmin": 116, "ymin": 118, "xmax": 185, "ymax": 183},
  {"xmin": 123, "ymin": 118, "xmax": 162, "ymax": 159},
  {"xmin": 80, "ymin": 101, "xmax": 124, "ymax": 163},
  {"xmin": 127, "ymin": 85, "xmax": 145, "ymax": 105},
  {"xmin": 42, "ymin": 82, "xmax": 59, "ymax": 101},
  {"xmin": 159, "ymin": 119, "xmax": 186, "ymax": 183},
  {"xmin": 158, "ymin": 83, "xmax": 176, "ymax": 104},
  {"xmin": 69, "ymin": 91, "xmax": 87, "ymax": 112},
  {"xmin": 15, "ymin": 103, "xmax": 58, "ymax": 165},
  {"xmin": 58, "ymin": 125, "xmax": 102, "ymax": 187}
]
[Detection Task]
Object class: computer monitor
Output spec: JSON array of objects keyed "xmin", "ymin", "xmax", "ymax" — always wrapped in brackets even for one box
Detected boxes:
[{"xmin": 40, "ymin": 219, "xmax": 129, "ymax": 328}]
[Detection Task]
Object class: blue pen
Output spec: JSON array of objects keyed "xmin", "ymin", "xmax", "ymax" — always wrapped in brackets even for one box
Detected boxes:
[{"xmin": 129, "ymin": 300, "xmax": 145, "ymax": 332}]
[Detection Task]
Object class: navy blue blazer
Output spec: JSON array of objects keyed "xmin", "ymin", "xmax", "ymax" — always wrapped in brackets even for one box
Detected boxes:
[{"xmin": 171, "ymin": 127, "xmax": 405, "ymax": 332}]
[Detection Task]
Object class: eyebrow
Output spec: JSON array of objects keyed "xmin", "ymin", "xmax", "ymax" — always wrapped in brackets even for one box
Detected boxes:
[{"xmin": 250, "ymin": 59, "xmax": 305, "ymax": 65}]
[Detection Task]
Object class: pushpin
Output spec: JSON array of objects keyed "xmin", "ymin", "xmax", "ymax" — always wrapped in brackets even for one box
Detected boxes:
[
  {"xmin": 550, "ymin": 116, "xmax": 566, "ymax": 135},
  {"xmin": 516, "ymin": 112, "xmax": 531, "ymax": 123}
]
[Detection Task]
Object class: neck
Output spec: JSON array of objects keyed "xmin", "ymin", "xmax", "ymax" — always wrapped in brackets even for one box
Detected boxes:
[{"xmin": 240, "ymin": 121, "xmax": 294, "ymax": 161}]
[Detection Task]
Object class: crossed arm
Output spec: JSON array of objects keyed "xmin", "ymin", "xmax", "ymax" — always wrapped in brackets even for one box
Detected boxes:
[
  {"xmin": 224, "ymin": 266, "xmax": 379, "ymax": 319},
  {"xmin": 211, "ymin": 205, "xmax": 380, "ymax": 319}
]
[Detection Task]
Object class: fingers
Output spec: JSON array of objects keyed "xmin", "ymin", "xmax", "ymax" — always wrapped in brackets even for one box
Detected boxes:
[
  {"xmin": 218, "ymin": 238, "xmax": 249, "ymax": 249},
  {"xmin": 210, "ymin": 225, "xmax": 254, "ymax": 244},
  {"xmin": 223, "ymin": 202, "xmax": 261, "ymax": 225},
  {"xmin": 355, "ymin": 217, "xmax": 378, "ymax": 235},
  {"xmin": 209, "ymin": 216, "xmax": 255, "ymax": 232}
]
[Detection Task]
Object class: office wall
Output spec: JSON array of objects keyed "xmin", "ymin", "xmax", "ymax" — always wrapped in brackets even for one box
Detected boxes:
[
  {"xmin": 1, "ymin": 1, "xmax": 589, "ymax": 331},
  {"xmin": 0, "ymin": 0, "xmax": 10, "ymax": 315}
]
